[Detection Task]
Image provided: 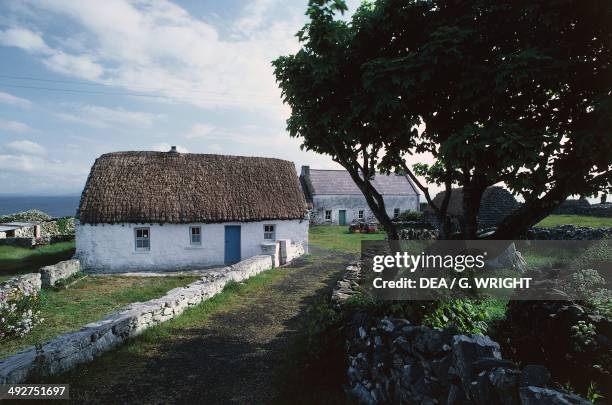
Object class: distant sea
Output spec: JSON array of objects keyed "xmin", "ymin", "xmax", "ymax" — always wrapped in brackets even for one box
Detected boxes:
[{"xmin": 0, "ymin": 196, "xmax": 81, "ymax": 217}]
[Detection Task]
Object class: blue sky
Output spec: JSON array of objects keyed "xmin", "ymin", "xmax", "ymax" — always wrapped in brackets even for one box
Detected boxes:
[{"xmin": 0, "ymin": 0, "xmax": 368, "ymax": 195}]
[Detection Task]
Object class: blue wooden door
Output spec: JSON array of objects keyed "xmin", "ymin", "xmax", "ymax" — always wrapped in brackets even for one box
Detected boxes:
[
  {"xmin": 339, "ymin": 210, "xmax": 347, "ymax": 225},
  {"xmin": 224, "ymin": 225, "xmax": 241, "ymax": 264}
]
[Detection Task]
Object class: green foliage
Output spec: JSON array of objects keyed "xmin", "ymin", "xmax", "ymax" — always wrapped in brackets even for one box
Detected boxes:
[
  {"xmin": 299, "ymin": 298, "xmax": 344, "ymax": 360},
  {"xmin": 423, "ymin": 299, "xmax": 504, "ymax": 335},
  {"xmin": 0, "ymin": 209, "xmax": 51, "ymax": 223},
  {"xmin": 587, "ymin": 381, "xmax": 605, "ymax": 403},
  {"xmin": 273, "ymin": 0, "xmax": 612, "ymax": 239},
  {"xmin": 395, "ymin": 210, "xmax": 423, "ymax": 222},
  {"xmin": 343, "ymin": 294, "xmax": 505, "ymax": 335},
  {"xmin": 55, "ymin": 217, "xmax": 75, "ymax": 234},
  {"xmin": 570, "ymin": 321, "xmax": 598, "ymax": 353}
]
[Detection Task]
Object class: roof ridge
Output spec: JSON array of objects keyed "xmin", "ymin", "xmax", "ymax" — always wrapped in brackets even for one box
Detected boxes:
[{"xmin": 99, "ymin": 151, "xmax": 296, "ymax": 164}]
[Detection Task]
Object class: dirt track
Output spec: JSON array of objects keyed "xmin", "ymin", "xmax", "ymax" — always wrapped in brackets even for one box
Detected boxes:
[{"xmin": 49, "ymin": 248, "xmax": 353, "ymax": 405}]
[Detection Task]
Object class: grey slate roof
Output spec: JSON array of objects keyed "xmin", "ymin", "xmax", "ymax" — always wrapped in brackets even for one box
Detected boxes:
[{"xmin": 303, "ymin": 170, "xmax": 419, "ymax": 196}]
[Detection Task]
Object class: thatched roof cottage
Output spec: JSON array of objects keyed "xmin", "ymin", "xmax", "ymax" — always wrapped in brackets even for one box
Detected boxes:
[{"xmin": 76, "ymin": 148, "xmax": 309, "ymax": 272}]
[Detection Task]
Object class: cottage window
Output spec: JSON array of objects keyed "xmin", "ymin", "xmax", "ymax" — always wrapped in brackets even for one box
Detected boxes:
[
  {"xmin": 324, "ymin": 210, "xmax": 332, "ymax": 221},
  {"xmin": 264, "ymin": 224, "xmax": 276, "ymax": 240},
  {"xmin": 358, "ymin": 210, "xmax": 364, "ymax": 220},
  {"xmin": 135, "ymin": 227, "xmax": 150, "ymax": 252},
  {"xmin": 190, "ymin": 226, "xmax": 201, "ymax": 245},
  {"xmin": 393, "ymin": 208, "xmax": 400, "ymax": 219}
]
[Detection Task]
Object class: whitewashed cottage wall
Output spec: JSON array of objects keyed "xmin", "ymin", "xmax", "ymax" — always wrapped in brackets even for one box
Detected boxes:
[
  {"xmin": 310, "ymin": 194, "xmax": 419, "ymax": 225},
  {"xmin": 76, "ymin": 219, "xmax": 308, "ymax": 273}
]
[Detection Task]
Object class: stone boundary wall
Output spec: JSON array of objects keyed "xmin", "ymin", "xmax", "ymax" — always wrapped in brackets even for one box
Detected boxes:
[
  {"xmin": 332, "ymin": 261, "xmax": 590, "ymax": 404},
  {"xmin": 0, "ymin": 255, "xmax": 272, "ymax": 384},
  {"xmin": 345, "ymin": 315, "xmax": 590, "ymax": 404},
  {"xmin": 39, "ymin": 260, "xmax": 80, "ymax": 288},
  {"xmin": 554, "ymin": 201, "xmax": 612, "ymax": 217},
  {"xmin": 331, "ymin": 261, "xmax": 362, "ymax": 307},
  {"xmin": 527, "ymin": 225, "xmax": 612, "ymax": 240}
]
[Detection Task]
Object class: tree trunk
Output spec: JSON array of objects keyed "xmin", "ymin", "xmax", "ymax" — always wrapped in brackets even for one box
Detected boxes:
[
  {"xmin": 461, "ymin": 183, "xmax": 486, "ymax": 239},
  {"xmin": 490, "ymin": 191, "xmax": 567, "ymax": 239},
  {"xmin": 342, "ymin": 164, "xmax": 400, "ymax": 240}
]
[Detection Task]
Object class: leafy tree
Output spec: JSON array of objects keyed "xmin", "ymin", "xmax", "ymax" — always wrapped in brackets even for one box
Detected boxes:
[{"xmin": 273, "ymin": 0, "xmax": 612, "ymax": 239}]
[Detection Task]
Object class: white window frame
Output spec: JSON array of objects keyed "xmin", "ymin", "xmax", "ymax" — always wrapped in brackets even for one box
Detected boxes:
[
  {"xmin": 190, "ymin": 226, "xmax": 202, "ymax": 246},
  {"xmin": 358, "ymin": 210, "xmax": 364, "ymax": 220},
  {"xmin": 264, "ymin": 224, "xmax": 276, "ymax": 240},
  {"xmin": 324, "ymin": 210, "xmax": 332, "ymax": 221},
  {"xmin": 393, "ymin": 208, "xmax": 400, "ymax": 219},
  {"xmin": 135, "ymin": 227, "xmax": 150, "ymax": 252}
]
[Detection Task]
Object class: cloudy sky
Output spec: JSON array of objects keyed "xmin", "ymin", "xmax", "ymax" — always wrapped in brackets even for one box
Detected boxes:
[{"xmin": 0, "ymin": 0, "xmax": 370, "ymax": 195}]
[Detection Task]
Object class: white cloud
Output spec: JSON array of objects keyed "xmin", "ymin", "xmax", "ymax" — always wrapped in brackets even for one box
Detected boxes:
[
  {"xmin": 0, "ymin": 27, "xmax": 50, "ymax": 53},
  {"xmin": 0, "ymin": 119, "xmax": 32, "ymax": 132},
  {"xmin": 5, "ymin": 139, "xmax": 46, "ymax": 156},
  {"xmin": 184, "ymin": 123, "xmax": 215, "ymax": 139},
  {"xmin": 152, "ymin": 143, "xmax": 189, "ymax": 153},
  {"xmin": 43, "ymin": 51, "xmax": 103, "ymax": 80},
  {"xmin": 0, "ymin": 26, "xmax": 103, "ymax": 80},
  {"xmin": 55, "ymin": 105, "xmax": 160, "ymax": 128},
  {"xmin": 0, "ymin": 91, "xmax": 32, "ymax": 108},
  {"xmin": 3, "ymin": 0, "xmax": 302, "ymax": 116}
]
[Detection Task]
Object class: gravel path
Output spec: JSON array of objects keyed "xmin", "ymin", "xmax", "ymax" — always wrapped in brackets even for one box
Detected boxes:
[{"xmin": 56, "ymin": 248, "xmax": 354, "ymax": 405}]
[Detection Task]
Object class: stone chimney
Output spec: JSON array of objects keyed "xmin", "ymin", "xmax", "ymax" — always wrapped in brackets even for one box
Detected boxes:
[
  {"xmin": 169, "ymin": 145, "xmax": 178, "ymax": 155},
  {"xmin": 301, "ymin": 165, "xmax": 310, "ymax": 177}
]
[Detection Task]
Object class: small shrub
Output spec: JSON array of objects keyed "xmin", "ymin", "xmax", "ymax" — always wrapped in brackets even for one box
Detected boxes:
[
  {"xmin": 301, "ymin": 299, "xmax": 344, "ymax": 360},
  {"xmin": 423, "ymin": 299, "xmax": 492, "ymax": 334},
  {"xmin": 55, "ymin": 217, "xmax": 76, "ymax": 235},
  {"xmin": 0, "ymin": 287, "xmax": 44, "ymax": 340},
  {"xmin": 395, "ymin": 210, "xmax": 423, "ymax": 222}
]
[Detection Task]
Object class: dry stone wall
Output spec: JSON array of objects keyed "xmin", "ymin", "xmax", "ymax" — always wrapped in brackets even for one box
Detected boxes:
[
  {"xmin": 345, "ymin": 315, "xmax": 591, "ymax": 404},
  {"xmin": 39, "ymin": 260, "xmax": 80, "ymax": 288},
  {"xmin": 0, "ymin": 255, "xmax": 272, "ymax": 384}
]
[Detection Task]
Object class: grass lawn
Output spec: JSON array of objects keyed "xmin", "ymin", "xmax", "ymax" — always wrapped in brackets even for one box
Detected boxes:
[
  {"xmin": 0, "ymin": 275, "xmax": 199, "ymax": 359},
  {"xmin": 0, "ymin": 241, "xmax": 75, "ymax": 282},
  {"xmin": 309, "ymin": 225, "xmax": 385, "ymax": 253},
  {"xmin": 536, "ymin": 214, "xmax": 612, "ymax": 228}
]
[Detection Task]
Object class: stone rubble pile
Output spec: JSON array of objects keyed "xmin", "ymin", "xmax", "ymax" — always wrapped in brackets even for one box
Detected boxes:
[
  {"xmin": 345, "ymin": 314, "xmax": 591, "ymax": 404},
  {"xmin": 0, "ymin": 255, "xmax": 272, "ymax": 383}
]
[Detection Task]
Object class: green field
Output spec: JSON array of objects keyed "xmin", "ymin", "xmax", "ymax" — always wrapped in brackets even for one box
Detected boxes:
[
  {"xmin": 0, "ymin": 275, "xmax": 200, "ymax": 358},
  {"xmin": 536, "ymin": 214, "xmax": 612, "ymax": 228},
  {"xmin": 0, "ymin": 241, "xmax": 75, "ymax": 282},
  {"xmin": 309, "ymin": 225, "xmax": 385, "ymax": 253}
]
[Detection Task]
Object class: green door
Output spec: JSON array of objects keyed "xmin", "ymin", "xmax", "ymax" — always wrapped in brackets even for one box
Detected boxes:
[{"xmin": 339, "ymin": 210, "xmax": 347, "ymax": 225}]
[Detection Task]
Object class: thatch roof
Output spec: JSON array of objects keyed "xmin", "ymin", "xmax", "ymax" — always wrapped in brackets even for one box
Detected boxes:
[{"xmin": 78, "ymin": 151, "xmax": 308, "ymax": 224}]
